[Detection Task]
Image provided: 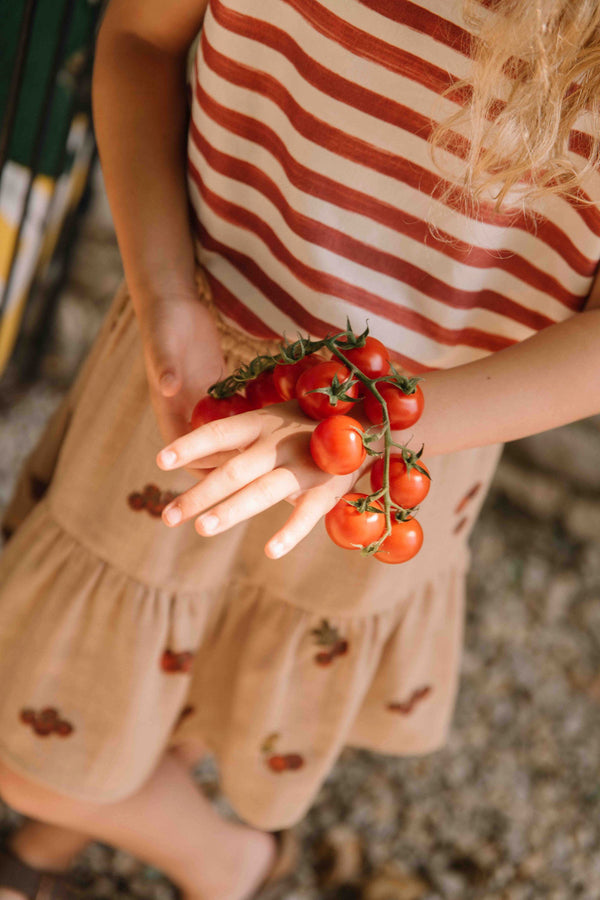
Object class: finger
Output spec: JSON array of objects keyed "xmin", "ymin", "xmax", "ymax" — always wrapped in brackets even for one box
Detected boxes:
[
  {"xmin": 161, "ymin": 443, "xmax": 277, "ymax": 526},
  {"xmin": 195, "ymin": 467, "xmax": 299, "ymax": 536},
  {"xmin": 191, "ymin": 448, "xmax": 243, "ymax": 468},
  {"xmin": 264, "ymin": 488, "xmax": 333, "ymax": 559},
  {"xmin": 156, "ymin": 413, "xmax": 262, "ymax": 470}
]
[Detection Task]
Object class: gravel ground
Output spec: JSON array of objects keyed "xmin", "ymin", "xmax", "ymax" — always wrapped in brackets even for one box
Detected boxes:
[{"xmin": 1, "ymin": 167, "xmax": 600, "ymax": 899}]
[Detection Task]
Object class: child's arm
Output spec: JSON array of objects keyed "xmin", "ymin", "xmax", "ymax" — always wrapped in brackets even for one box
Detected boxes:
[
  {"xmin": 92, "ymin": 0, "xmax": 226, "ymax": 453},
  {"xmin": 154, "ymin": 297, "xmax": 600, "ymax": 558},
  {"xmin": 401, "ymin": 303, "xmax": 600, "ymax": 458}
]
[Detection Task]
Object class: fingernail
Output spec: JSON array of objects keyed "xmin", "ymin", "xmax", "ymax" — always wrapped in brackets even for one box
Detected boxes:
[
  {"xmin": 159, "ymin": 450, "xmax": 177, "ymax": 468},
  {"xmin": 198, "ymin": 514, "xmax": 219, "ymax": 533},
  {"xmin": 269, "ymin": 541, "xmax": 285, "ymax": 558},
  {"xmin": 164, "ymin": 506, "xmax": 182, "ymax": 525}
]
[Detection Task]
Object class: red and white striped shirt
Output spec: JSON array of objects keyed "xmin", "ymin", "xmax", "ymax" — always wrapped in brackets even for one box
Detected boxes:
[{"xmin": 187, "ymin": 0, "xmax": 600, "ymax": 373}]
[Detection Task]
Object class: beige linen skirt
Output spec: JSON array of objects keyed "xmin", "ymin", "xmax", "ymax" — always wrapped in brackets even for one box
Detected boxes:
[{"xmin": 0, "ymin": 275, "xmax": 503, "ymax": 831}]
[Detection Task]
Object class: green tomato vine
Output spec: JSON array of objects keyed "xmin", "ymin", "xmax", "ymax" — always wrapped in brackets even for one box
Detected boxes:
[{"xmin": 206, "ymin": 318, "xmax": 429, "ymax": 557}]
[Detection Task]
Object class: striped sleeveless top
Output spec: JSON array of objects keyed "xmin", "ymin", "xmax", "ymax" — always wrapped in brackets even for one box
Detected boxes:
[{"xmin": 187, "ymin": 0, "xmax": 600, "ymax": 373}]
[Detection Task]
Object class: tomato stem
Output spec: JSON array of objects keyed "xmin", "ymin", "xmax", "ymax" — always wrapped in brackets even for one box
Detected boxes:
[
  {"xmin": 325, "ymin": 342, "xmax": 393, "ymax": 554},
  {"xmin": 207, "ymin": 319, "xmax": 428, "ymax": 557}
]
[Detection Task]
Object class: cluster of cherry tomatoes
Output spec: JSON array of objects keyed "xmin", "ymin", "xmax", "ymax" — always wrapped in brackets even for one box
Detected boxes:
[{"xmin": 189, "ymin": 333, "xmax": 429, "ymax": 564}]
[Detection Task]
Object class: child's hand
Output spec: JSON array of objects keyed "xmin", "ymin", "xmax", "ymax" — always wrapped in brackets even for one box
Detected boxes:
[
  {"xmin": 136, "ymin": 290, "xmax": 236, "ymax": 474},
  {"xmin": 155, "ymin": 402, "xmax": 377, "ymax": 558}
]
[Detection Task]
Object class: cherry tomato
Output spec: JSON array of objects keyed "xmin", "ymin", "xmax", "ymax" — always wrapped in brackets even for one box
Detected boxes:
[
  {"xmin": 325, "ymin": 492, "xmax": 385, "ymax": 550},
  {"xmin": 335, "ymin": 336, "xmax": 390, "ymax": 379},
  {"xmin": 296, "ymin": 361, "xmax": 360, "ymax": 420},
  {"xmin": 363, "ymin": 382, "xmax": 424, "ymax": 429},
  {"xmin": 373, "ymin": 516, "xmax": 423, "ymax": 564},
  {"xmin": 310, "ymin": 416, "xmax": 366, "ymax": 475},
  {"xmin": 273, "ymin": 354, "xmax": 326, "ymax": 401},
  {"xmin": 245, "ymin": 369, "xmax": 282, "ymax": 409},
  {"xmin": 190, "ymin": 393, "xmax": 252, "ymax": 429},
  {"xmin": 370, "ymin": 454, "xmax": 430, "ymax": 508}
]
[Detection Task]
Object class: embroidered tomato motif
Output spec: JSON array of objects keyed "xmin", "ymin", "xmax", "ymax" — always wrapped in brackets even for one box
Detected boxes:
[
  {"xmin": 261, "ymin": 733, "xmax": 305, "ymax": 773},
  {"xmin": 19, "ymin": 707, "xmax": 75, "ymax": 737},
  {"xmin": 386, "ymin": 685, "xmax": 432, "ymax": 714},
  {"xmin": 453, "ymin": 516, "xmax": 468, "ymax": 535},
  {"xmin": 310, "ymin": 619, "xmax": 348, "ymax": 666},
  {"xmin": 128, "ymin": 485, "xmax": 181, "ymax": 517},
  {"xmin": 454, "ymin": 482, "xmax": 482, "ymax": 515},
  {"xmin": 161, "ymin": 650, "xmax": 195, "ymax": 673}
]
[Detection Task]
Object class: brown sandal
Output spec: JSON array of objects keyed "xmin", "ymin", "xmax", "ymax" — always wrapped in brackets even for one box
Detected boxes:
[{"xmin": 0, "ymin": 843, "xmax": 86, "ymax": 900}]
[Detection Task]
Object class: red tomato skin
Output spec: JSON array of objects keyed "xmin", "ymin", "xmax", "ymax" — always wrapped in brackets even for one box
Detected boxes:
[
  {"xmin": 335, "ymin": 336, "xmax": 390, "ymax": 379},
  {"xmin": 296, "ymin": 361, "xmax": 360, "ymax": 420},
  {"xmin": 370, "ymin": 455, "xmax": 430, "ymax": 508},
  {"xmin": 363, "ymin": 383, "xmax": 424, "ymax": 429},
  {"xmin": 190, "ymin": 393, "xmax": 252, "ymax": 429},
  {"xmin": 310, "ymin": 416, "xmax": 366, "ymax": 475},
  {"xmin": 245, "ymin": 370, "xmax": 282, "ymax": 409},
  {"xmin": 325, "ymin": 493, "xmax": 385, "ymax": 550},
  {"xmin": 272, "ymin": 354, "xmax": 325, "ymax": 401},
  {"xmin": 373, "ymin": 517, "xmax": 423, "ymax": 564}
]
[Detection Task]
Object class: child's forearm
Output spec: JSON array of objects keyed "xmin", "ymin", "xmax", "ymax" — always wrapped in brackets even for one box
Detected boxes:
[
  {"xmin": 92, "ymin": 26, "xmax": 198, "ymax": 306},
  {"xmin": 395, "ymin": 308, "xmax": 600, "ymax": 457}
]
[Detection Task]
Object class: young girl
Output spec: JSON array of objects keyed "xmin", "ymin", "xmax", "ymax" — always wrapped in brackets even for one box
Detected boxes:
[{"xmin": 1, "ymin": 1, "xmax": 599, "ymax": 898}]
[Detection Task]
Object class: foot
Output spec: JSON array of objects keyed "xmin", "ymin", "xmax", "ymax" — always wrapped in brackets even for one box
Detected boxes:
[{"xmin": 180, "ymin": 828, "xmax": 278, "ymax": 900}]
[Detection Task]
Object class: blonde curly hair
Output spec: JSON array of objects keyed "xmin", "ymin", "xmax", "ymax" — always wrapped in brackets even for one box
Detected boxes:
[{"xmin": 430, "ymin": 0, "xmax": 600, "ymax": 210}]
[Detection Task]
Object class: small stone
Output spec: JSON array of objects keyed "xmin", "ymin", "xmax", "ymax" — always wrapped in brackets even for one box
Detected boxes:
[
  {"xmin": 517, "ymin": 851, "xmax": 545, "ymax": 879},
  {"xmin": 111, "ymin": 850, "xmax": 142, "ymax": 877},
  {"xmin": 364, "ymin": 862, "xmax": 429, "ymax": 900},
  {"xmin": 565, "ymin": 499, "xmax": 600, "ymax": 542},
  {"xmin": 544, "ymin": 572, "xmax": 579, "ymax": 624},
  {"xmin": 91, "ymin": 875, "xmax": 117, "ymax": 898},
  {"xmin": 312, "ymin": 826, "xmax": 364, "ymax": 887}
]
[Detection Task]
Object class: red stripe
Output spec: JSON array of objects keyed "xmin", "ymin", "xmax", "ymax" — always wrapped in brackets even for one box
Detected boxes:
[
  {"xmin": 204, "ymin": 270, "xmax": 282, "ymax": 340},
  {"xmin": 280, "ymin": 0, "xmax": 470, "ymax": 102},
  {"xmin": 190, "ymin": 119, "xmax": 560, "ymax": 330},
  {"xmin": 356, "ymin": 0, "xmax": 474, "ymax": 56},
  {"xmin": 212, "ymin": 0, "xmax": 470, "ymax": 124},
  {"xmin": 195, "ymin": 224, "xmax": 437, "ymax": 373},
  {"xmin": 200, "ymin": 32, "xmax": 597, "ymax": 275},
  {"xmin": 189, "ymin": 159, "xmax": 517, "ymax": 354},
  {"xmin": 193, "ymin": 83, "xmax": 585, "ymax": 311},
  {"xmin": 570, "ymin": 129, "xmax": 596, "ymax": 161}
]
